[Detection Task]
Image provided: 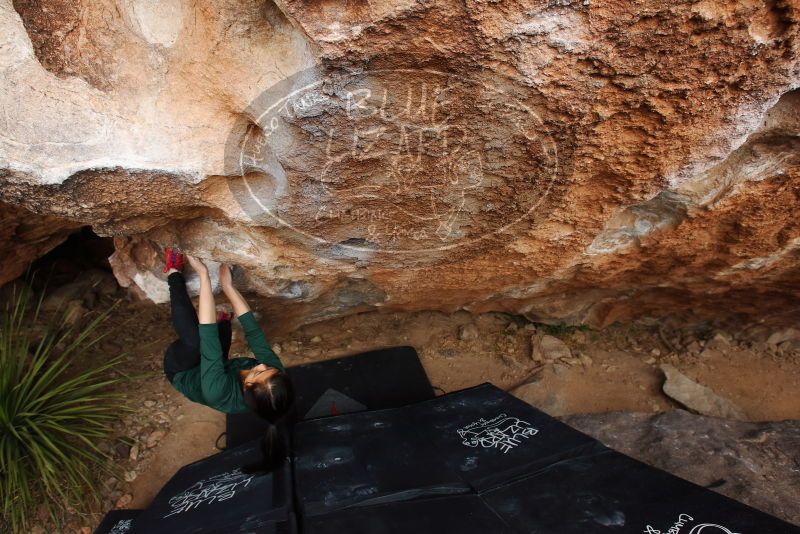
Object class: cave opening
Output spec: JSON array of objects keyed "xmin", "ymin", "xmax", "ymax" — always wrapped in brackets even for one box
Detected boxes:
[{"xmin": 25, "ymin": 226, "xmax": 116, "ymax": 292}]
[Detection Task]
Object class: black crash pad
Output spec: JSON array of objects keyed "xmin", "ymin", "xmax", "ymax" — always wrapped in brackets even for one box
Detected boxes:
[
  {"xmin": 293, "ymin": 383, "xmax": 597, "ymax": 516},
  {"xmin": 293, "ymin": 407, "xmax": 469, "ymax": 517},
  {"xmin": 94, "ymin": 510, "xmax": 141, "ymax": 534},
  {"xmin": 287, "ymin": 346, "xmax": 434, "ymax": 416},
  {"xmin": 129, "ymin": 380, "xmax": 799, "ymax": 534},
  {"xmin": 406, "ymin": 383, "xmax": 597, "ymax": 492},
  {"xmin": 303, "ymin": 495, "xmax": 513, "ymax": 534},
  {"xmin": 130, "ymin": 440, "xmax": 294, "ymax": 534},
  {"xmin": 226, "ymin": 346, "xmax": 433, "ymax": 449},
  {"xmin": 293, "ymin": 383, "xmax": 800, "ymax": 534}
]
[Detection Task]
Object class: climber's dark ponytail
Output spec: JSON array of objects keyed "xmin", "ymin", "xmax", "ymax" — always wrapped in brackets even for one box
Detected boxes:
[
  {"xmin": 241, "ymin": 371, "xmax": 294, "ymax": 473},
  {"xmin": 242, "ymin": 421, "xmax": 289, "ymax": 474}
]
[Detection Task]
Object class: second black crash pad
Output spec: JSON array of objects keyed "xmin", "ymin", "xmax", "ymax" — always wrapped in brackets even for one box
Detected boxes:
[
  {"xmin": 292, "ymin": 383, "xmax": 597, "ymax": 516},
  {"xmin": 292, "ymin": 383, "xmax": 800, "ymax": 534},
  {"xmin": 405, "ymin": 382, "xmax": 598, "ymax": 492},
  {"xmin": 293, "ymin": 407, "xmax": 470, "ymax": 516},
  {"xmin": 130, "ymin": 440, "xmax": 294, "ymax": 534},
  {"xmin": 302, "ymin": 494, "xmax": 514, "ymax": 534},
  {"xmin": 226, "ymin": 346, "xmax": 434, "ymax": 449}
]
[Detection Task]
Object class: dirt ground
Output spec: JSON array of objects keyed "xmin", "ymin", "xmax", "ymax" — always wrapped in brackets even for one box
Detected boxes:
[{"xmin": 24, "ymin": 288, "xmax": 800, "ymax": 532}]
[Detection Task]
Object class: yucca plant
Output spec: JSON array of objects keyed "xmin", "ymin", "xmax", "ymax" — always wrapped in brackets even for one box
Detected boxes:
[{"xmin": 0, "ymin": 286, "xmax": 127, "ymax": 532}]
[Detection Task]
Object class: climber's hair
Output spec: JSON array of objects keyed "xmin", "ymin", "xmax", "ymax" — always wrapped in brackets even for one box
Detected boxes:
[
  {"xmin": 242, "ymin": 422, "xmax": 288, "ymax": 474},
  {"xmin": 242, "ymin": 371, "xmax": 294, "ymax": 422},
  {"xmin": 242, "ymin": 372, "xmax": 294, "ymax": 473}
]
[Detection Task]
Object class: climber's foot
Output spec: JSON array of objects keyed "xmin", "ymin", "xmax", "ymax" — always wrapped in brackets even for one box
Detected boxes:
[
  {"xmin": 163, "ymin": 247, "xmax": 185, "ymax": 273},
  {"xmin": 217, "ymin": 311, "xmax": 232, "ymax": 323}
]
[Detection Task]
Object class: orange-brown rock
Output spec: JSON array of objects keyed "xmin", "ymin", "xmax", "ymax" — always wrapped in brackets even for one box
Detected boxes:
[{"xmin": 0, "ymin": 0, "xmax": 798, "ymax": 329}]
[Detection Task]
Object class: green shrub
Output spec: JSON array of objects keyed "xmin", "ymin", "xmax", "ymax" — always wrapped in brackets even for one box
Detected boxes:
[{"xmin": 0, "ymin": 287, "xmax": 126, "ymax": 532}]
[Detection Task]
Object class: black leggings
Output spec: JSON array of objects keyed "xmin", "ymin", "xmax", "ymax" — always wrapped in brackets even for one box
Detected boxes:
[{"xmin": 163, "ymin": 272, "xmax": 231, "ymax": 383}]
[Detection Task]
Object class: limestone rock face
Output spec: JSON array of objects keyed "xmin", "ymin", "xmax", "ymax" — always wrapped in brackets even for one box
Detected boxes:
[{"xmin": 1, "ymin": 0, "xmax": 799, "ymax": 329}]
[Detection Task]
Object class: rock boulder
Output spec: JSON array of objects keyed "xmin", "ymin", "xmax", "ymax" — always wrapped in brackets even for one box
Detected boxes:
[{"xmin": 1, "ymin": 0, "xmax": 799, "ymax": 330}]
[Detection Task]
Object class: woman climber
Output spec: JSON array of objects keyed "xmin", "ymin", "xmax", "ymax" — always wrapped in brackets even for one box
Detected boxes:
[{"xmin": 162, "ymin": 248, "xmax": 293, "ymax": 470}]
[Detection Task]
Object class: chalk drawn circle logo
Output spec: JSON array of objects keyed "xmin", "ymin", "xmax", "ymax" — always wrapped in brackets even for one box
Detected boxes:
[{"xmin": 230, "ymin": 67, "xmax": 559, "ymax": 254}]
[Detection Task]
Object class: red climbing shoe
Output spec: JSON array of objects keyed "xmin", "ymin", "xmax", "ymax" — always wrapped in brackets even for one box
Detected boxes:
[
  {"xmin": 217, "ymin": 311, "xmax": 232, "ymax": 322},
  {"xmin": 163, "ymin": 247, "xmax": 185, "ymax": 273}
]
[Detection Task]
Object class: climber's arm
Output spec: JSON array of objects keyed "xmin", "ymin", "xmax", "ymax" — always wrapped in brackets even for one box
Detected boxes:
[
  {"xmin": 189, "ymin": 256, "xmax": 216, "ymax": 324},
  {"xmin": 238, "ymin": 311, "xmax": 285, "ymax": 371},
  {"xmin": 190, "ymin": 257, "xmax": 237, "ymax": 404},
  {"xmin": 220, "ymin": 264, "xmax": 251, "ymax": 318},
  {"xmin": 219, "ymin": 265, "xmax": 285, "ymax": 371}
]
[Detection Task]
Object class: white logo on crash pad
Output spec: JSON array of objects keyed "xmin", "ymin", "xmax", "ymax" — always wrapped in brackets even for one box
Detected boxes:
[
  {"xmin": 109, "ymin": 519, "xmax": 134, "ymax": 534},
  {"xmin": 457, "ymin": 413, "xmax": 538, "ymax": 453},
  {"xmin": 644, "ymin": 514, "xmax": 741, "ymax": 534},
  {"xmin": 163, "ymin": 469, "xmax": 254, "ymax": 518},
  {"xmin": 689, "ymin": 525, "xmax": 740, "ymax": 534}
]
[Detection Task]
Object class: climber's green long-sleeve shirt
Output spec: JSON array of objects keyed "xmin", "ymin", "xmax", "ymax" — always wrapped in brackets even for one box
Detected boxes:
[{"xmin": 172, "ymin": 311, "xmax": 285, "ymax": 414}]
